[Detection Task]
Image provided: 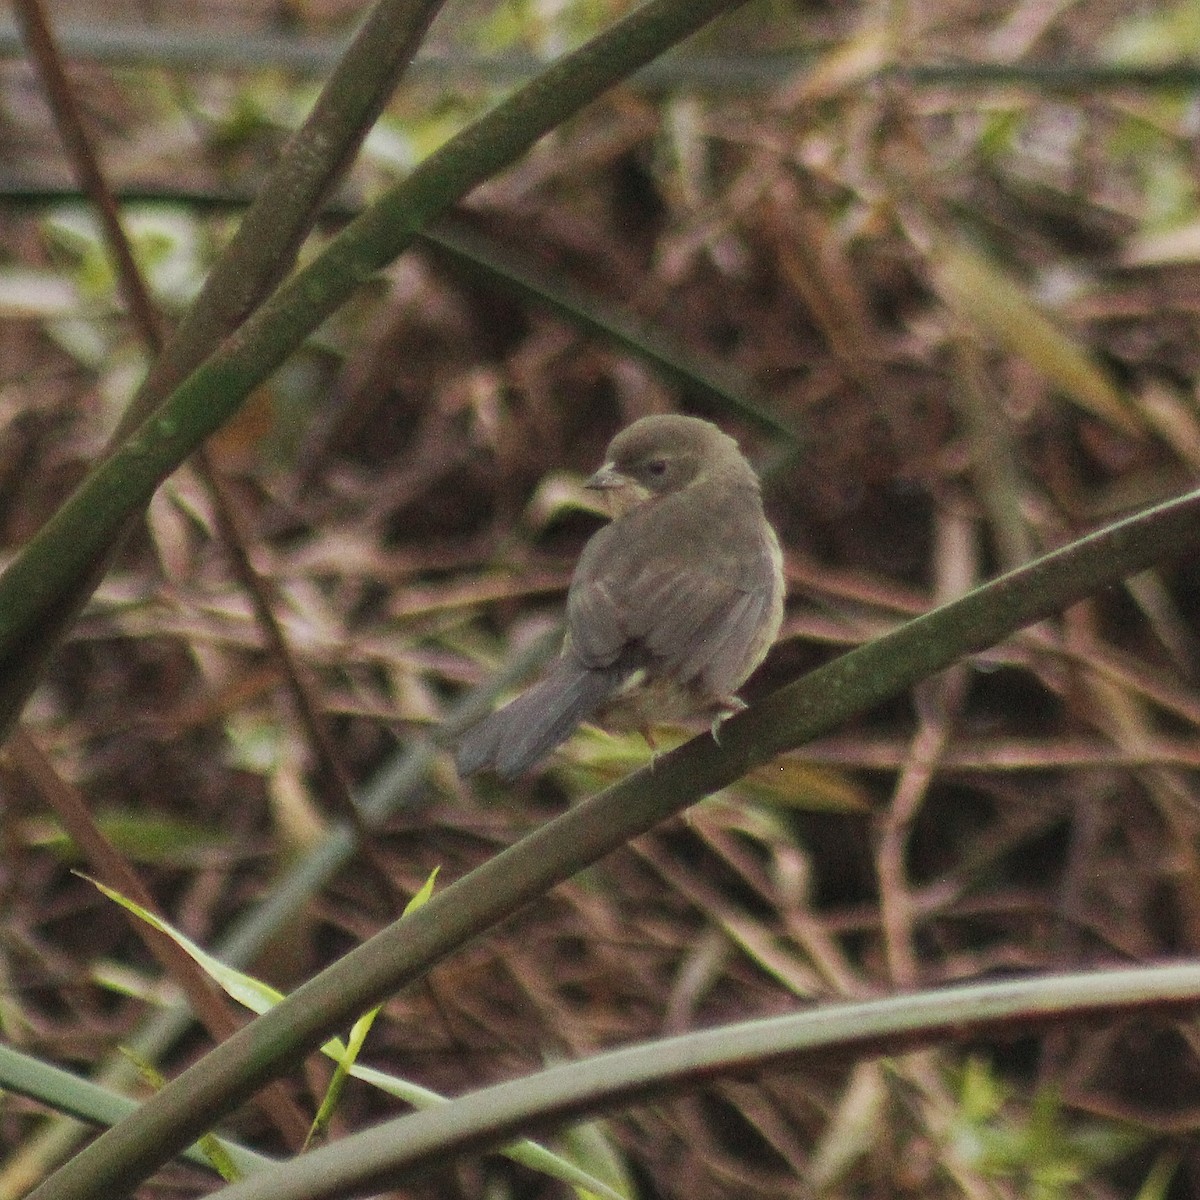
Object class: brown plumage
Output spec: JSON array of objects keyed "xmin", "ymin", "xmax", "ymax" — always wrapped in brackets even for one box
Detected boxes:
[{"xmin": 456, "ymin": 414, "xmax": 785, "ymax": 779}]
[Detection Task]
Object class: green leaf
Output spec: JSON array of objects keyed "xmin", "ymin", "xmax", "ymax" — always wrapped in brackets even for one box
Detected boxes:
[
  {"xmin": 84, "ymin": 871, "xmax": 627, "ymax": 1200},
  {"xmin": 930, "ymin": 239, "xmax": 1139, "ymax": 434}
]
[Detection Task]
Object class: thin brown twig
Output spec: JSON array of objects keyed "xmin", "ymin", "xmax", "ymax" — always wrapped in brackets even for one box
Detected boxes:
[
  {"xmin": 687, "ymin": 812, "xmax": 864, "ymax": 997},
  {"xmin": 6, "ymin": 729, "xmax": 312, "ymax": 1149},
  {"xmin": 876, "ymin": 507, "xmax": 977, "ymax": 990},
  {"xmin": 629, "ymin": 836, "xmax": 828, "ymax": 1001}
]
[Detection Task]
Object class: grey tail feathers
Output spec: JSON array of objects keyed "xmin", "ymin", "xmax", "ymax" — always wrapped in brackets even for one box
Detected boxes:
[{"xmin": 455, "ymin": 656, "xmax": 627, "ymax": 779}]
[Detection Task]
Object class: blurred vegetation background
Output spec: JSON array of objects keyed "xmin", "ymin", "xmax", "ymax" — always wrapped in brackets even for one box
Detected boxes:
[{"xmin": 3, "ymin": 0, "xmax": 1200, "ymax": 1196}]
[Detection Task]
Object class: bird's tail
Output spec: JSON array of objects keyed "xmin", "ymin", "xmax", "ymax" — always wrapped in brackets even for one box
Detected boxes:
[{"xmin": 455, "ymin": 656, "xmax": 626, "ymax": 779}]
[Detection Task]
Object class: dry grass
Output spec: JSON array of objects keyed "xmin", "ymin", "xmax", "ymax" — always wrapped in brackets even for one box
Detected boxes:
[{"xmin": 3, "ymin": 0, "xmax": 1200, "ymax": 1195}]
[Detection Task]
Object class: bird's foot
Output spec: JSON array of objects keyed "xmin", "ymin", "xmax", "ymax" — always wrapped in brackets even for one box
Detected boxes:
[{"xmin": 709, "ymin": 697, "xmax": 747, "ymax": 745}]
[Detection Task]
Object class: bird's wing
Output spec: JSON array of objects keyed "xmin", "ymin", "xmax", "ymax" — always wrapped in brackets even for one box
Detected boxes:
[
  {"xmin": 567, "ymin": 492, "xmax": 778, "ymax": 696},
  {"xmin": 687, "ymin": 575, "xmax": 778, "ymax": 698}
]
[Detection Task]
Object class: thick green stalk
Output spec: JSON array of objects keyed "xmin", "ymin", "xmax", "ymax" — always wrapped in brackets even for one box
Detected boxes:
[
  {"xmin": 211, "ymin": 962, "xmax": 1200, "ymax": 1200},
  {"xmin": 118, "ymin": 0, "xmax": 447, "ymax": 437}
]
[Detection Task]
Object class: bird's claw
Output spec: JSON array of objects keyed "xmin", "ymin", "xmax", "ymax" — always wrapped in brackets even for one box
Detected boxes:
[{"xmin": 709, "ymin": 697, "xmax": 747, "ymax": 745}]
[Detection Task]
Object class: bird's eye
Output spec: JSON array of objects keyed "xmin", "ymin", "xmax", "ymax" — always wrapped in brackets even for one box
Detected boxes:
[{"xmin": 645, "ymin": 458, "xmax": 668, "ymax": 478}]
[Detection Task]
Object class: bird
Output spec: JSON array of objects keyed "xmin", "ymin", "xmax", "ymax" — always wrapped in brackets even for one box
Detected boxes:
[{"xmin": 455, "ymin": 414, "xmax": 785, "ymax": 779}]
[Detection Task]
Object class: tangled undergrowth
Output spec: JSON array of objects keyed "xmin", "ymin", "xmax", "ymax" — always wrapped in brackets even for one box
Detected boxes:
[{"xmin": 3, "ymin": 0, "xmax": 1200, "ymax": 1195}]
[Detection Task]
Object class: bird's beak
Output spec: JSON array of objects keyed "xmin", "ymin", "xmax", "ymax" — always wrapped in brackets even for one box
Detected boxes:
[
  {"xmin": 585, "ymin": 461, "xmax": 647, "ymax": 517},
  {"xmin": 585, "ymin": 462, "xmax": 625, "ymax": 491}
]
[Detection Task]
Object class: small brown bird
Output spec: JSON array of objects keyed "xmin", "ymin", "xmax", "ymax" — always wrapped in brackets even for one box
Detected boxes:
[{"xmin": 455, "ymin": 414, "xmax": 785, "ymax": 779}]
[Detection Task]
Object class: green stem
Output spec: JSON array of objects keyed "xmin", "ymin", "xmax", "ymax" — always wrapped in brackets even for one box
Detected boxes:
[
  {"xmin": 116, "ymin": 0, "xmax": 447, "ymax": 437},
  {"xmin": 212, "ymin": 962, "xmax": 1200, "ymax": 1200}
]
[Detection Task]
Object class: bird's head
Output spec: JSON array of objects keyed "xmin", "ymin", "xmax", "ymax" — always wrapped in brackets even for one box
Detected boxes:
[{"xmin": 585, "ymin": 414, "xmax": 755, "ymax": 518}]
